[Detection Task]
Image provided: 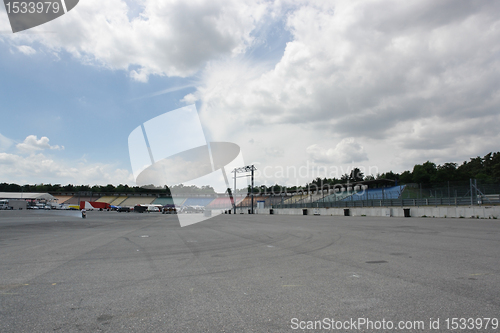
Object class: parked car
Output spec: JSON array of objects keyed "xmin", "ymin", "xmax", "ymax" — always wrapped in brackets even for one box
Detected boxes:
[
  {"xmin": 148, "ymin": 206, "xmax": 160, "ymax": 212},
  {"xmin": 162, "ymin": 206, "xmax": 177, "ymax": 214},
  {"xmin": 133, "ymin": 205, "xmax": 148, "ymax": 213},
  {"xmin": 117, "ymin": 207, "xmax": 131, "ymax": 212}
]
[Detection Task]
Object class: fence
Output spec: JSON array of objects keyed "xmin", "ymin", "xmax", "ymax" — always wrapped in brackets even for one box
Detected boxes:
[
  {"xmin": 241, "ymin": 180, "xmax": 500, "ymax": 209},
  {"xmin": 274, "ymin": 197, "xmax": 496, "ymax": 209}
]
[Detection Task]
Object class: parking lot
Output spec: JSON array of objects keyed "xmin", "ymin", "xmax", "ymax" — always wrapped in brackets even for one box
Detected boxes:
[{"xmin": 0, "ymin": 210, "xmax": 499, "ymax": 332}]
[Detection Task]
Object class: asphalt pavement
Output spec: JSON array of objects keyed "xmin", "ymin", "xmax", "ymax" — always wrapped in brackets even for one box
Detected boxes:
[{"xmin": 0, "ymin": 210, "xmax": 499, "ymax": 332}]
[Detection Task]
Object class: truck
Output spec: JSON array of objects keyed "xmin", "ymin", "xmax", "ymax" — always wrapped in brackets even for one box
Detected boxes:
[
  {"xmin": 0, "ymin": 199, "xmax": 13, "ymax": 210},
  {"xmin": 10, "ymin": 200, "xmax": 28, "ymax": 210},
  {"xmin": 0, "ymin": 199, "xmax": 27, "ymax": 210}
]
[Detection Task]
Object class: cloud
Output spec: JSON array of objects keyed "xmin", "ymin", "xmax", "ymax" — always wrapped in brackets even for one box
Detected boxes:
[
  {"xmin": 2, "ymin": 0, "xmax": 500, "ymax": 185},
  {"xmin": 0, "ymin": 152, "xmax": 134, "ymax": 185},
  {"xmin": 1, "ymin": 0, "xmax": 270, "ymax": 81},
  {"xmin": 181, "ymin": 93, "xmax": 199, "ymax": 104},
  {"xmin": 16, "ymin": 45, "xmax": 36, "ymax": 55},
  {"xmin": 307, "ymin": 139, "xmax": 368, "ymax": 164},
  {"xmin": 16, "ymin": 135, "xmax": 64, "ymax": 153},
  {"xmin": 194, "ymin": 0, "xmax": 500, "ymax": 181}
]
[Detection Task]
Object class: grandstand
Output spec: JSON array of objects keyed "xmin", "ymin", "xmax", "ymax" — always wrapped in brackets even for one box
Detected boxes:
[
  {"xmin": 236, "ymin": 196, "xmax": 252, "ymax": 208},
  {"xmin": 251, "ymin": 196, "xmax": 269, "ymax": 207},
  {"xmin": 119, "ymin": 197, "xmax": 155, "ymax": 207},
  {"xmin": 152, "ymin": 197, "xmax": 175, "ymax": 206},
  {"xmin": 294, "ymin": 194, "xmax": 326, "ymax": 204},
  {"xmin": 264, "ymin": 196, "xmax": 284, "ymax": 207},
  {"xmin": 283, "ymin": 194, "xmax": 308, "ymax": 204},
  {"xmin": 206, "ymin": 197, "xmax": 244, "ymax": 209},
  {"xmin": 172, "ymin": 198, "xmax": 187, "ymax": 206},
  {"xmin": 96, "ymin": 196, "xmax": 118, "ymax": 204},
  {"xmin": 344, "ymin": 185, "xmax": 405, "ymax": 201},
  {"xmin": 109, "ymin": 196, "xmax": 128, "ymax": 206},
  {"xmin": 53, "ymin": 195, "xmax": 73, "ymax": 204},
  {"xmin": 183, "ymin": 197, "xmax": 216, "ymax": 207},
  {"xmin": 205, "ymin": 198, "xmax": 228, "ymax": 209},
  {"xmin": 316, "ymin": 190, "xmax": 356, "ymax": 203},
  {"xmin": 64, "ymin": 196, "xmax": 97, "ymax": 205},
  {"xmin": 234, "ymin": 195, "xmax": 285, "ymax": 208},
  {"xmin": 242, "ymin": 196, "xmax": 268, "ymax": 208}
]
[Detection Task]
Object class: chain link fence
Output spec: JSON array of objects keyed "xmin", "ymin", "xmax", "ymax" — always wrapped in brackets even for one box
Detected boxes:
[{"xmin": 269, "ymin": 180, "xmax": 500, "ymax": 209}]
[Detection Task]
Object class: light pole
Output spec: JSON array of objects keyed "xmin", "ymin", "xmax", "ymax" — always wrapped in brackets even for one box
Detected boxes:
[{"xmin": 233, "ymin": 165, "xmax": 257, "ymax": 214}]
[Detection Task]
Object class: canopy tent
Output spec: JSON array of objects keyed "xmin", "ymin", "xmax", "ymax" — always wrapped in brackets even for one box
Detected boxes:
[{"xmin": 0, "ymin": 192, "xmax": 55, "ymax": 201}]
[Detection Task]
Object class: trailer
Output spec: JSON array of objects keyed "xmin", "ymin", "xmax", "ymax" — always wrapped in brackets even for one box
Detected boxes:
[
  {"xmin": 0, "ymin": 199, "xmax": 27, "ymax": 210},
  {"xmin": 10, "ymin": 200, "xmax": 28, "ymax": 210},
  {"xmin": 79, "ymin": 201, "xmax": 111, "ymax": 211}
]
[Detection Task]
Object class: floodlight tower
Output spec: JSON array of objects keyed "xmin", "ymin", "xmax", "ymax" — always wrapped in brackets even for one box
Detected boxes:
[{"xmin": 233, "ymin": 165, "xmax": 257, "ymax": 214}]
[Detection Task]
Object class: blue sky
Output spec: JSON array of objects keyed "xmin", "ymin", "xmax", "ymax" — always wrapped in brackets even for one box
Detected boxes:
[
  {"xmin": 0, "ymin": 42, "xmax": 195, "ymax": 162},
  {"xmin": 1, "ymin": 0, "xmax": 500, "ymax": 188}
]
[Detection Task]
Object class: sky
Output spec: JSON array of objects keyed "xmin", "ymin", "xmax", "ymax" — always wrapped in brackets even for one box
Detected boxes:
[{"xmin": 0, "ymin": 0, "xmax": 500, "ymax": 190}]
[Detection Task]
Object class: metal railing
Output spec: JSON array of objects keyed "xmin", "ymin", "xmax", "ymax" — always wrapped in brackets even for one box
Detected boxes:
[
  {"xmin": 272, "ymin": 196, "xmax": 498, "ymax": 209},
  {"xmin": 236, "ymin": 180, "xmax": 500, "ymax": 209}
]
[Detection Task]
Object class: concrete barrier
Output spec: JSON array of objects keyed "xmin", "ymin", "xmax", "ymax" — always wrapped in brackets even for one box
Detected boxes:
[{"xmin": 255, "ymin": 206, "xmax": 500, "ymax": 219}]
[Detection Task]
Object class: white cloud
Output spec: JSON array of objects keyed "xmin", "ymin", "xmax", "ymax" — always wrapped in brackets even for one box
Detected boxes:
[
  {"xmin": 16, "ymin": 45, "xmax": 36, "ymax": 55},
  {"xmin": 194, "ymin": 0, "xmax": 500, "ymax": 182},
  {"xmin": 16, "ymin": 135, "xmax": 64, "ymax": 153},
  {"xmin": 0, "ymin": 152, "xmax": 134, "ymax": 185},
  {"xmin": 1, "ymin": 0, "xmax": 270, "ymax": 81},
  {"xmin": 307, "ymin": 139, "xmax": 368, "ymax": 164},
  {"xmin": 2, "ymin": 0, "xmax": 500, "ymax": 185},
  {"xmin": 181, "ymin": 93, "xmax": 199, "ymax": 104}
]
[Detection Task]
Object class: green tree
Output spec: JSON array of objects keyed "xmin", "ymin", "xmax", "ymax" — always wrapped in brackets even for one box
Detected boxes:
[
  {"xmin": 434, "ymin": 162, "xmax": 458, "ymax": 182},
  {"xmin": 379, "ymin": 171, "xmax": 398, "ymax": 181},
  {"xmin": 350, "ymin": 168, "xmax": 364, "ymax": 182},
  {"xmin": 399, "ymin": 171, "xmax": 413, "ymax": 184},
  {"xmin": 412, "ymin": 164, "xmax": 430, "ymax": 183}
]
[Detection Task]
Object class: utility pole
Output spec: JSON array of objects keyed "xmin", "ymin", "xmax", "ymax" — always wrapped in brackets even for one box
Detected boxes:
[
  {"xmin": 233, "ymin": 165, "xmax": 257, "ymax": 214},
  {"xmin": 251, "ymin": 166, "xmax": 255, "ymax": 214},
  {"xmin": 233, "ymin": 168, "xmax": 237, "ymax": 214},
  {"xmin": 470, "ymin": 178, "xmax": 473, "ymax": 206}
]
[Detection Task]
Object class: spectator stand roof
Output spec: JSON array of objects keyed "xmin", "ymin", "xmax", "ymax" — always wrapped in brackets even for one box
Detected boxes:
[{"xmin": 0, "ymin": 192, "xmax": 56, "ymax": 201}]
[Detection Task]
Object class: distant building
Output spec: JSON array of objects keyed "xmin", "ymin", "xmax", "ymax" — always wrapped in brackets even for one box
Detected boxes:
[{"xmin": 0, "ymin": 192, "xmax": 55, "ymax": 202}]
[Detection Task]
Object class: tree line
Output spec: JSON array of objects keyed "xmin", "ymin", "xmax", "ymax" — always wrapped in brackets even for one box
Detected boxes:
[
  {"xmin": 278, "ymin": 152, "xmax": 500, "ymax": 193},
  {"xmin": 378, "ymin": 152, "xmax": 500, "ymax": 184},
  {"xmin": 1, "ymin": 152, "xmax": 499, "ymax": 194}
]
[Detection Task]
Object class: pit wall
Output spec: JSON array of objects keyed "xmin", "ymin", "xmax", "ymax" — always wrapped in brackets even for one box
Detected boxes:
[{"xmin": 235, "ymin": 206, "xmax": 500, "ymax": 219}]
